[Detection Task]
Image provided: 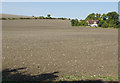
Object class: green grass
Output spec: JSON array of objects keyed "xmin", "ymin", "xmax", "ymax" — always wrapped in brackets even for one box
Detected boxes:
[
  {"xmin": 58, "ymin": 75, "xmax": 118, "ymax": 81},
  {"xmin": 65, "ymin": 76, "xmax": 71, "ymax": 79},
  {"xmin": 59, "ymin": 78, "xmax": 65, "ymax": 81},
  {"xmin": 72, "ymin": 78, "xmax": 77, "ymax": 81}
]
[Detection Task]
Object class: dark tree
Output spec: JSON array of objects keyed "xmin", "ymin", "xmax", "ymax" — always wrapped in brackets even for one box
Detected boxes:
[{"xmin": 47, "ymin": 14, "xmax": 51, "ymax": 18}]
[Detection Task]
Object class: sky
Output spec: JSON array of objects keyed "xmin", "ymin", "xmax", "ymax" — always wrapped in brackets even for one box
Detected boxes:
[{"xmin": 2, "ymin": 2, "xmax": 118, "ymax": 20}]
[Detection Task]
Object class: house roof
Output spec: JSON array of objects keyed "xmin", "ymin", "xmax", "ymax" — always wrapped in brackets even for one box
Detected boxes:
[{"xmin": 86, "ymin": 20, "xmax": 99, "ymax": 24}]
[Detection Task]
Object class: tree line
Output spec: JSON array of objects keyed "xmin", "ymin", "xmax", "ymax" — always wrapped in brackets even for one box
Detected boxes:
[
  {"xmin": 71, "ymin": 12, "xmax": 120, "ymax": 28},
  {"xmin": 1, "ymin": 14, "xmax": 70, "ymax": 20}
]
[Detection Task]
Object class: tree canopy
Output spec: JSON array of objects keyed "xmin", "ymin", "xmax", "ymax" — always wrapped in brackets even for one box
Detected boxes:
[
  {"xmin": 71, "ymin": 11, "xmax": 120, "ymax": 28},
  {"xmin": 47, "ymin": 14, "xmax": 51, "ymax": 18}
]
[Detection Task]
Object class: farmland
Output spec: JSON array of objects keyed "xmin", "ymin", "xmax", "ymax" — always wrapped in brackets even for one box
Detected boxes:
[{"xmin": 2, "ymin": 19, "xmax": 118, "ymax": 81}]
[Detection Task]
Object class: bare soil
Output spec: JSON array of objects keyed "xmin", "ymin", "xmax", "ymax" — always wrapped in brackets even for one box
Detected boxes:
[{"xmin": 2, "ymin": 19, "xmax": 118, "ymax": 81}]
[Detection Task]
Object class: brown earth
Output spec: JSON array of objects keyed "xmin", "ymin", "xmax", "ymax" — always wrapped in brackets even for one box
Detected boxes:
[
  {"xmin": 1, "ymin": 13, "xmax": 32, "ymax": 18},
  {"xmin": 2, "ymin": 19, "xmax": 118, "ymax": 81}
]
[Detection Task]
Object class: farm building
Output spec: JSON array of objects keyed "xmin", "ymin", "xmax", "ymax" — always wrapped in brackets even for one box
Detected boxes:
[{"xmin": 86, "ymin": 20, "xmax": 99, "ymax": 27}]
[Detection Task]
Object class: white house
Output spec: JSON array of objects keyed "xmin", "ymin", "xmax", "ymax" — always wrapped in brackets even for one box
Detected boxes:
[{"xmin": 86, "ymin": 20, "xmax": 99, "ymax": 27}]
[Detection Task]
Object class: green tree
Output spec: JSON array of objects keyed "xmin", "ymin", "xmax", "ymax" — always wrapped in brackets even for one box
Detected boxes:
[
  {"xmin": 71, "ymin": 19, "xmax": 75, "ymax": 26},
  {"xmin": 34, "ymin": 17, "xmax": 38, "ymax": 19},
  {"xmin": 108, "ymin": 20, "xmax": 114, "ymax": 27},
  {"xmin": 101, "ymin": 14, "xmax": 107, "ymax": 20},
  {"xmin": 71, "ymin": 19, "xmax": 80, "ymax": 26},
  {"xmin": 79, "ymin": 20, "xmax": 88, "ymax": 26},
  {"xmin": 47, "ymin": 14, "xmax": 51, "ymax": 18},
  {"xmin": 98, "ymin": 20, "xmax": 104, "ymax": 27},
  {"xmin": 114, "ymin": 20, "xmax": 120, "ymax": 25},
  {"xmin": 96, "ymin": 13, "xmax": 101, "ymax": 20},
  {"xmin": 114, "ymin": 24, "xmax": 120, "ymax": 28},
  {"xmin": 85, "ymin": 13, "xmax": 96, "ymax": 20},
  {"xmin": 70, "ymin": 11, "xmax": 120, "ymax": 28},
  {"xmin": 102, "ymin": 21, "xmax": 109, "ymax": 28},
  {"xmin": 2, "ymin": 18, "xmax": 7, "ymax": 20},
  {"xmin": 106, "ymin": 12, "xmax": 119, "ymax": 28},
  {"xmin": 106, "ymin": 12, "xmax": 119, "ymax": 21},
  {"xmin": 74, "ymin": 19, "xmax": 79, "ymax": 26},
  {"xmin": 68, "ymin": 18, "xmax": 71, "ymax": 20}
]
